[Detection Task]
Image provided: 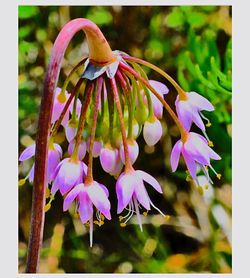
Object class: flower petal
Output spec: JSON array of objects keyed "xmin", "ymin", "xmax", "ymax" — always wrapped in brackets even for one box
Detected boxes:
[
  {"xmin": 176, "ymin": 99, "xmax": 193, "ymax": 131},
  {"xmin": 54, "ymin": 143, "xmax": 63, "ymax": 158},
  {"xmin": 78, "ymin": 192, "xmax": 93, "ymax": 224},
  {"xmin": 170, "ymin": 140, "xmax": 182, "ymax": 172},
  {"xmin": 63, "ymin": 183, "xmax": 83, "ymax": 211},
  {"xmin": 136, "ymin": 170, "xmax": 163, "ymax": 193},
  {"xmin": 134, "ymin": 182, "xmax": 150, "ymax": 210},
  {"xmin": 65, "ymin": 126, "xmax": 77, "ymax": 142},
  {"xmin": 149, "ymin": 80, "xmax": 169, "ymax": 95},
  {"xmin": 116, "ymin": 173, "xmax": 136, "ymax": 213},
  {"xmin": 189, "ymin": 91, "xmax": 214, "ymax": 112},
  {"xmin": 28, "ymin": 164, "xmax": 35, "ymax": 183},
  {"xmin": 87, "ymin": 182, "xmax": 111, "ymax": 220},
  {"xmin": 182, "ymin": 149, "xmax": 197, "ymax": 179},
  {"xmin": 19, "ymin": 144, "xmax": 36, "ymax": 161}
]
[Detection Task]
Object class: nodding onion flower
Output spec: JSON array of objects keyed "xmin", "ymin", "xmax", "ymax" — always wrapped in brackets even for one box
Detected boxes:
[{"xmin": 19, "ymin": 18, "xmax": 221, "ymax": 250}]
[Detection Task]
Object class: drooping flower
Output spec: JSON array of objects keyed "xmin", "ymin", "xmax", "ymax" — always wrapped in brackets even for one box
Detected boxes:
[
  {"xmin": 19, "ymin": 142, "xmax": 62, "ymax": 184},
  {"xmin": 175, "ymin": 91, "xmax": 214, "ymax": 132},
  {"xmin": 170, "ymin": 132, "xmax": 221, "ymax": 184},
  {"xmin": 143, "ymin": 117, "xmax": 163, "ymax": 146},
  {"xmin": 52, "ymin": 87, "xmax": 81, "ymax": 127},
  {"xmin": 100, "ymin": 145, "xmax": 118, "ymax": 173},
  {"xmin": 119, "ymin": 139, "xmax": 139, "ymax": 165},
  {"xmin": 63, "ymin": 181, "xmax": 111, "ymax": 247},
  {"xmin": 116, "ymin": 169, "xmax": 164, "ymax": 230},
  {"xmin": 51, "ymin": 158, "xmax": 87, "ymax": 195}
]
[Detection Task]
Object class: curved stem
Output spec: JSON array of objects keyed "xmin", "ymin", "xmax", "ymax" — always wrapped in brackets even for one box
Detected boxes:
[
  {"xmin": 119, "ymin": 62, "xmax": 188, "ymax": 141},
  {"xmin": 110, "ymin": 78, "xmax": 133, "ymax": 172},
  {"xmin": 26, "ymin": 18, "xmax": 113, "ymax": 273},
  {"xmin": 123, "ymin": 56, "xmax": 188, "ymax": 100},
  {"xmin": 85, "ymin": 78, "xmax": 103, "ymax": 184}
]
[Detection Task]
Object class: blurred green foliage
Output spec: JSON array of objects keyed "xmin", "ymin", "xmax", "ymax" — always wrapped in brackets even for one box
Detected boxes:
[{"xmin": 18, "ymin": 6, "xmax": 232, "ymax": 273}]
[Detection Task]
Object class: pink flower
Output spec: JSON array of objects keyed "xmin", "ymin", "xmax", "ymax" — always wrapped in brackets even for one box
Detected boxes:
[
  {"xmin": 19, "ymin": 143, "xmax": 62, "ymax": 183},
  {"xmin": 116, "ymin": 169, "xmax": 164, "ymax": 230},
  {"xmin": 51, "ymin": 158, "xmax": 87, "ymax": 195},
  {"xmin": 52, "ymin": 87, "xmax": 81, "ymax": 127},
  {"xmin": 119, "ymin": 139, "xmax": 139, "ymax": 165},
  {"xmin": 63, "ymin": 181, "xmax": 111, "ymax": 246},
  {"xmin": 175, "ymin": 91, "xmax": 214, "ymax": 131},
  {"xmin": 170, "ymin": 132, "xmax": 221, "ymax": 183},
  {"xmin": 100, "ymin": 145, "xmax": 118, "ymax": 173},
  {"xmin": 143, "ymin": 118, "xmax": 163, "ymax": 146}
]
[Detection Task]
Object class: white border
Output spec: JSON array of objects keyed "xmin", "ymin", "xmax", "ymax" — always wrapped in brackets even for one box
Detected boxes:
[{"xmin": 1, "ymin": 1, "xmax": 250, "ymax": 277}]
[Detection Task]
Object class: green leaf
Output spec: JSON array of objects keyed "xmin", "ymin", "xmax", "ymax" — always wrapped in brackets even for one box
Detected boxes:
[
  {"xmin": 19, "ymin": 6, "xmax": 39, "ymax": 19},
  {"xmin": 19, "ymin": 25, "xmax": 33, "ymax": 39},
  {"xmin": 165, "ymin": 10, "xmax": 184, "ymax": 28}
]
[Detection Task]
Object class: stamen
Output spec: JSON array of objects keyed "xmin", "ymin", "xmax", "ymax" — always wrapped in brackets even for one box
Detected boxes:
[
  {"xmin": 133, "ymin": 196, "xmax": 143, "ymax": 231},
  {"xmin": 200, "ymin": 112, "xmax": 212, "ymax": 127},
  {"xmin": 149, "ymin": 199, "xmax": 165, "ymax": 217},
  {"xmin": 18, "ymin": 178, "xmax": 26, "ymax": 186},
  {"xmin": 120, "ymin": 223, "xmax": 127, "ymax": 227},
  {"xmin": 200, "ymin": 164, "xmax": 213, "ymax": 184},
  {"xmin": 143, "ymin": 211, "xmax": 148, "ymax": 216},
  {"xmin": 209, "ymin": 164, "xmax": 221, "ymax": 179}
]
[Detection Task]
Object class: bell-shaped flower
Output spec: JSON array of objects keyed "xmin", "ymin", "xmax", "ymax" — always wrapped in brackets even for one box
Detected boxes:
[
  {"xmin": 100, "ymin": 145, "xmax": 118, "ymax": 173},
  {"xmin": 170, "ymin": 132, "xmax": 221, "ymax": 183},
  {"xmin": 116, "ymin": 169, "xmax": 164, "ymax": 230},
  {"xmin": 52, "ymin": 87, "xmax": 81, "ymax": 127},
  {"xmin": 68, "ymin": 139, "xmax": 87, "ymax": 160},
  {"xmin": 175, "ymin": 91, "xmax": 214, "ymax": 131},
  {"xmin": 65, "ymin": 119, "xmax": 78, "ymax": 142},
  {"xmin": 119, "ymin": 139, "xmax": 139, "ymax": 165},
  {"xmin": 63, "ymin": 181, "xmax": 111, "ymax": 247},
  {"xmin": 51, "ymin": 158, "xmax": 87, "ymax": 195},
  {"xmin": 143, "ymin": 117, "xmax": 163, "ymax": 146},
  {"xmin": 19, "ymin": 142, "xmax": 62, "ymax": 184}
]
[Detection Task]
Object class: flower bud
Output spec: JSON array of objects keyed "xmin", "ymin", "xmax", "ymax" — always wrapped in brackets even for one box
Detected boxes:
[
  {"xmin": 143, "ymin": 118, "xmax": 162, "ymax": 146},
  {"xmin": 119, "ymin": 139, "xmax": 139, "ymax": 165},
  {"xmin": 87, "ymin": 139, "xmax": 103, "ymax": 157},
  {"xmin": 68, "ymin": 140, "xmax": 87, "ymax": 160},
  {"xmin": 100, "ymin": 145, "xmax": 117, "ymax": 173}
]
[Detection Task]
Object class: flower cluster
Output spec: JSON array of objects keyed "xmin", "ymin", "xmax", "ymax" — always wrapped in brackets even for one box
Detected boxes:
[{"xmin": 19, "ymin": 20, "xmax": 221, "ymax": 246}]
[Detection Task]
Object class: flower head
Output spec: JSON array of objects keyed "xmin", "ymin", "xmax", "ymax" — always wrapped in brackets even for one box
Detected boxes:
[
  {"xmin": 19, "ymin": 142, "xmax": 62, "ymax": 184},
  {"xmin": 51, "ymin": 158, "xmax": 87, "ymax": 195},
  {"xmin": 143, "ymin": 117, "xmax": 163, "ymax": 146},
  {"xmin": 116, "ymin": 169, "xmax": 164, "ymax": 230},
  {"xmin": 175, "ymin": 91, "xmax": 214, "ymax": 131},
  {"xmin": 170, "ymin": 132, "xmax": 221, "ymax": 184},
  {"xmin": 63, "ymin": 181, "xmax": 111, "ymax": 246}
]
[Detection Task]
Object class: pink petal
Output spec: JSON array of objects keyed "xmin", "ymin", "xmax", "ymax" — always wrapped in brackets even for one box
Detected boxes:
[
  {"xmin": 191, "ymin": 110, "xmax": 206, "ymax": 131},
  {"xmin": 182, "ymin": 149, "xmax": 197, "ymax": 179},
  {"xmin": 100, "ymin": 147, "xmax": 117, "ymax": 173},
  {"xmin": 136, "ymin": 170, "xmax": 163, "ymax": 193},
  {"xmin": 63, "ymin": 183, "xmax": 83, "ymax": 211},
  {"xmin": 149, "ymin": 80, "xmax": 169, "ymax": 95},
  {"xmin": 120, "ymin": 140, "xmax": 139, "ymax": 165},
  {"xmin": 53, "ymin": 143, "xmax": 63, "ymax": 158},
  {"xmin": 68, "ymin": 140, "xmax": 86, "ymax": 160},
  {"xmin": 175, "ymin": 99, "xmax": 193, "ymax": 131},
  {"xmin": 170, "ymin": 140, "xmax": 183, "ymax": 172},
  {"xmin": 188, "ymin": 92, "xmax": 214, "ymax": 112},
  {"xmin": 87, "ymin": 182, "xmax": 111, "ymax": 220},
  {"xmin": 116, "ymin": 172, "xmax": 136, "ymax": 213},
  {"xmin": 134, "ymin": 183, "xmax": 150, "ymax": 210},
  {"xmin": 19, "ymin": 144, "xmax": 36, "ymax": 161},
  {"xmin": 78, "ymin": 192, "xmax": 93, "ymax": 224},
  {"xmin": 47, "ymin": 150, "xmax": 61, "ymax": 183}
]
